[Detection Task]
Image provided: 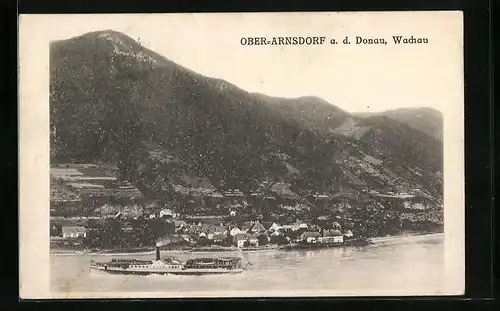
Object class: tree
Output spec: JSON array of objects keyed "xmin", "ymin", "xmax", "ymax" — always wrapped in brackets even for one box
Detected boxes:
[
  {"xmin": 257, "ymin": 234, "xmax": 268, "ymax": 246},
  {"xmin": 197, "ymin": 237, "xmax": 212, "ymax": 246},
  {"xmin": 101, "ymin": 218, "xmax": 122, "ymax": 248},
  {"xmin": 50, "ymin": 225, "xmax": 62, "ymax": 237},
  {"xmin": 270, "ymin": 234, "xmax": 287, "ymax": 245}
]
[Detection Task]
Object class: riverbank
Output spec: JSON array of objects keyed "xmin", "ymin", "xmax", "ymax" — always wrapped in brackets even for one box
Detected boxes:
[
  {"xmin": 50, "ymin": 230, "xmax": 443, "ymax": 255},
  {"xmin": 279, "ymin": 237, "xmax": 371, "ymax": 251}
]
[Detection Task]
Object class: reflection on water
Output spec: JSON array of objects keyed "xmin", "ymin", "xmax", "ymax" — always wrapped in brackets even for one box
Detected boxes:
[{"xmin": 51, "ymin": 233, "xmax": 445, "ymax": 295}]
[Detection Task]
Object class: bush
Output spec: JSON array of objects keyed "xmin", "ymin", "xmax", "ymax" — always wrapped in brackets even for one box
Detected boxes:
[
  {"xmin": 257, "ymin": 234, "xmax": 269, "ymax": 245},
  {"xmin": 270, "ymin": 234, "xmax": 287, "ymax": 245}
]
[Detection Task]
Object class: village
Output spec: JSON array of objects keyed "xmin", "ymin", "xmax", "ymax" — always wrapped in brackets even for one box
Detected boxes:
[
  {"xmin": 49, "ymin": 164, "xmax": 443, "ymax": 252},
  {"xmin": 51, "ymin": 214, "xmax": 354, "ymax": 251},
  {"xmin": 50, "ymin": 189, "xmax": 443, "ymax": 252}
]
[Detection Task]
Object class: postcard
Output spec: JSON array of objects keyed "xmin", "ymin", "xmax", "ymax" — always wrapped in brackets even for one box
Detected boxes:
[{"xmin": 19, "ymin": 11, "xmax": 464, "ymax": 299}]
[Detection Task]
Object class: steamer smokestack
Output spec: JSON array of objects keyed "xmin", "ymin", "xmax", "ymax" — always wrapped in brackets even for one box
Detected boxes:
[{"xmin": 155, "ymin": 241, "xmax": 161, "ymax": 260}]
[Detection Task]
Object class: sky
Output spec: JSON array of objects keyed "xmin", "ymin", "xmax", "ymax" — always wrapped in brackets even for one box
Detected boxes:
[{"xmin": 21, "ymin": 12, "xmax": 463, "ymax": 113}]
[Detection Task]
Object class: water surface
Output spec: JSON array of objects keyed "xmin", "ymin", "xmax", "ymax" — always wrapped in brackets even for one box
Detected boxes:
[{"xmin": 51, "ymin": 233, "xmax": 445, "ymax": 296}]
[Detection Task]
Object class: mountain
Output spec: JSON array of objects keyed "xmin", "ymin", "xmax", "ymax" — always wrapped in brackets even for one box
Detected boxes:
[
  {"xmin": 252, "ymin": 94, "xmax": 350, "ymax": 135},
  {"xmin": 50, "ymin": 30, "xmax": 443, "ymax": 213},
  {"xmin": 354, "ymin": 108, "xmax": 443, "ymax": 141}
]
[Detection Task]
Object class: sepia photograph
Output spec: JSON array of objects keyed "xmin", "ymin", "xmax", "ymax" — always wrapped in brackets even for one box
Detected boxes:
[{"xmin": 19, "ymin": 12, "xmax": 464, "ymax": 298}]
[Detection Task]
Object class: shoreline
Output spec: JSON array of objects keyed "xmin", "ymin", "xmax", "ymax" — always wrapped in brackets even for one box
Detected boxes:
[{"xmin": 50, "ymin": 231, "xmax": 443, "ymax": 256}]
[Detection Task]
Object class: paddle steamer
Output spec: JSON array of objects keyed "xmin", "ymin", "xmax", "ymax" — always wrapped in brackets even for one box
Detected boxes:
[{"xmin": 90, "ymin": 246, "xmax": 250, "ymax": 276}]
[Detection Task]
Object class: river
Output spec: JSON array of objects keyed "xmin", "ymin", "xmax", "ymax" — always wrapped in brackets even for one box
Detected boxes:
[{"xmin": 50, "ymin": 233, "xmax": 446, "ymax": 297}]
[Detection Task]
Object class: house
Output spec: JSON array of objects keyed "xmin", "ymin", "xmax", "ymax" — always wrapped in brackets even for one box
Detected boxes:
[
  {"xmin": 300, "ymin": 231, "xmax": 321, "ymax": 243},
  {"xmin": 311, "ymin": 193, "xmax": 330, "ymax": 200},
  {"xmin": 247, "ymin": 235, "xmax": 259, "ymax": 247},
  {"xmin": 321, "ymin": 235, "xmax": 344, "ymax": 244},
  {"xmin": 208, "ymin": 192, "xmax": 224, "ymax": 198},
  {"xmin": 174, "ymin": 220, "xmax": 188, "ymax": 232},
  {"xmin": 270, "ymin": 230, "xmax": 283, "ymax": 236},
  {"xmin": 62, "ymin": 226, "xmax": 87, "ymax": 238},
  {"xmin": 298, "ymin": 222, "xmax": 309, "ymax": 230},
  {"xmin": 228, "ymin": 226, "xmax": 243, "ymax": 236},
  {"xmin": 291, "ymin": 220, "xmax": 308, "ymax": 231},
  {"xmin": 181, "ymin": 234, "xmax": 195, "ymax": 243},
  {"xmin": 268, "ymin": 222, "xmax": 282, "ymax": 232},
  {"xmin": 205, "ymin": 225, "xmax": 227, "ymax": 240},
  {"xmin": 187, "ymin": 225, "xmax": 205, "ymax": 236},
  {"xmin": 248, "ymin": 221, "xmax": 266, "ymax": 235},
  {"xmin": 212, "ymin": 233, "xmax": 227, "ymax": 243},
  {"xmin": 321, "ymin": 229, "xmax": 344, "ymax": 244},
  {"xmin": 344, "ymin": 230, "xmax": 354, "ymax": 238},
  {"xmin": 240, "ymin": 221, "xmax": 254, "ymax": 233},
  {"xmin": 160, "ymin": 208, "xmax": 176, "ymax": 219},
  {"xmin": 233, "ymin": 233, "xmax": 259, "ymax": 248},
  {"xmin": 208, "ymin": 225, "xmax": 227, "ymax": 234},
  {"xmin": 281, "ymin": 223, "xmax": 295, "ymax": 231}
]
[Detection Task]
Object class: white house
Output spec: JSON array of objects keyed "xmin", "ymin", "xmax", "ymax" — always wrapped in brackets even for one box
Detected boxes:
[
  {"xmin": 248, "ymin": 221, "xmax": 266, "ymax": 235},
  {"xmin": 300, "ymin": 232, "xmax": 321, "ymax": 243},
  {"xmin": 160, "ymin": 208, "xmax": 177, "ymax": 218},
  {"xmin": 248, "ymin": 236, "xmax": 259, "ymax": 246},
  {"xmin": 229, "ymin": 227, "xmax": 243, "ymax": 236},
  {"xmin": 321, "ymin": 235, "xmax": 344, "ymax": 244},
  {"xmin": 344, "ymin": 230, "xmax": 354, "ymax": 238},
  {"xmin": 233, "ymin": 233, "xmax": 259, "ymax": 248},
  {"xmin": 292, "ymin": 221, "xmax": 308, "ymax": 231},
  {"xmin": 321, "ymin": 229, "xmax": 344, "ymax": 244},
  {"xmin": 62, "ymin": 226, "xmax": 87, "ymax": 238},
  {"xmin": 268, "ymin": 222, "xmax": 282, "ymax": 232}
]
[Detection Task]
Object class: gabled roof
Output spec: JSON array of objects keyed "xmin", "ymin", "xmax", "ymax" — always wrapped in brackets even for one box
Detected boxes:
[
  {"xmin": 249, "ymin": 222, "xmax": 266, "ymax": 232},
  {"xmin": 241, "ymin": 221, "xmax": 254, "ymax": 230}
]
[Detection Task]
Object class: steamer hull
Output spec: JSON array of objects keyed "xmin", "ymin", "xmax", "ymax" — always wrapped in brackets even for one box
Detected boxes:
[
  {"xmin": 90, "ymin": 264, "xmax": 245, "ymax": 275},
  {"xmin": 89, "ymin": 248, "xmax": 249, "ymax": 276}
]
